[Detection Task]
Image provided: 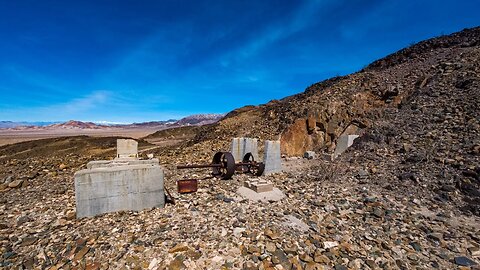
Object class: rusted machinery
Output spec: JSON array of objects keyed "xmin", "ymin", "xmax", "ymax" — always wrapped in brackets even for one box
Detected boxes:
[
  {"xmin": 236, "ymin": 152, "xmax": 265, "ymax": 176},
  {"xmin": 177, "ymin": 151, "xmax": 236, "ymax": 180},
  {"xmin": 176, "ymin": 151, "xmax": 265, "ymax": 182}
]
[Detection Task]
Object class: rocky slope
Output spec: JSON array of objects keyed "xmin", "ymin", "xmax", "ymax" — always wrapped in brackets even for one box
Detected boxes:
[{"xmin": 187, "ymin": 27, "xmax": 480, "ymax": 156}]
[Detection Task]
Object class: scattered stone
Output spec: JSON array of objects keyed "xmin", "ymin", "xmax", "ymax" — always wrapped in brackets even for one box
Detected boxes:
[
  {"xmin": 282, "ymin": 215, "xmax": 310, "ymax": 232},
  {"xmin": 304, "ymin": 151, "xmax": 316, "ymax": 160},
  {"xmin": 454, "ymin": 256, "xmax": 477, "ymax": 266},
  {"xmin": 20, "ymin": 237, "xmax": 38, "ymax": 246},
  {"xmin": 323, "ymin": 241, "xmax": 339, "ymax": 249},
  {"xmin": 168, "ymin": 255, "xmax": 186, "ymax": 270},
  {"xmin": 233, "ymin": 227, "xmax": 246, "ymax": 238},
  {"xmin": 66, "ymin": 210, "xmax": 76, "ymax": 220},
  {"xmin": 169, "ymin": 243, "xmax": 189, "ymax": 253},
  {"xmin": 410, "ymin": 242, "xmax": 422, "ymax": 252},
  {"xmin": 8, "ymin": 180, "xmax": 23, "ymax": 188},
  {"xmin": 236, "ymin": 186, "xmax": 285, "ymax": 202},
  {"xmin": 73, "ymin": 246, "xmax": 90, "ymax": 261}
]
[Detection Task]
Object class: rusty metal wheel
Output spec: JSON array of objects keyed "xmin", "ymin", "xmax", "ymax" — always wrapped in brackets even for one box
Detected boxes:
[
  {"xmin": 251, "ymin": 162, "xmax": 265, "ymax": 176},
  {"xmin": 212, "ymin": 151, "xmax": 235, "ymax": 180},
  {"xmin": 242, "ymin": 153, "xmax": 265, "ymax": 176},
  {"xmin": 240, "ymin": 152, "xmax": 254, "ymax": 173}
]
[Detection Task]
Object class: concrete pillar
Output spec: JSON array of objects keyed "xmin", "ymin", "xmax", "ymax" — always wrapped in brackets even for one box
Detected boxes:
[
  {"xmin": 243, "ymin": 138, "xmax": 259, "ymax": 161},
  {"xmin": 333, "ymin": 135, "xmax": 359, "ymax": 158},
  {"xmin": 231, "ymin": 137, "xmax": 244, "ymax": 162},
  {"xmin": 231, "ymin": 137, "xmax": 259, "ymax": 162},
  {"xmin": 263, "ymin": 140, "xmax": 282, "ymax": 175},
  {"xmin": 74, "ymin": 163, "xmax": 165, "ymax": 218}
]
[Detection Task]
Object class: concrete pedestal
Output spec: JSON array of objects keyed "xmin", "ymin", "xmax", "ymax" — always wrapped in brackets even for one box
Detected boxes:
[
  {"xmin": 263, "ymin": 140, "xmax": 282, "ymax": 175},
  {"xmin": 74, "ymin": 164, "xmax": 164, "ymax": 218}
]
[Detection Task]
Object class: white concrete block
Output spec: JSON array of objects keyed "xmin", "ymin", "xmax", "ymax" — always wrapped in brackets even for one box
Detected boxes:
[
  {"xmin": 231, "ymin": 137, "xmax": 244, "ymax": 162},
  {"xmin": 231, "ymin": 137, "xmax": 259, "ymax": 162},
  {"xmin": 117, "ymin": 139, "xmax": 138, "ymax": 159},
  {"xmin": 304, "ymin": 151, "xmax": 316, "ymax": 160},
  {"xmin": 243, "ymin": 138, "xmax": 259, "ymax": 161},
  {"xmin": 263, "ymin": 140, "xmax": 282, "ymax": 175},
  {"xmin": 333, "ymin": 135, "xmax": 359, "ymax": 158},
  {"xmin": 74, "ymin": 164, "xmax": 164, "ymax": 218}
]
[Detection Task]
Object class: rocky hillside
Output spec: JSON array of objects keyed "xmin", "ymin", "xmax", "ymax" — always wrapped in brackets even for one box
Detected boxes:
[{"xmin": 188, "ymin": 27, "xmax": 479, "ymax": 157}]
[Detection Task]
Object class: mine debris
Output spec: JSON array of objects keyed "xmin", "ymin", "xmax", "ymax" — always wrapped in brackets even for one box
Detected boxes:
[
  {"xmin": 177, "ymin": 151, "xmax": 236, "ymax": 180},
  {"xmin": 176, "ymin": 151, "xmax": 266, "ymax": 180},
  {"xmin": 177, "ymin": 179, "xmax": 198, "ymax": 193},
  {"xmin": 244, "ymin": 179, "xmax": 273, "ymax": 193},
  {"xmin": 236, "ymin": 153, "xmax": 265, "ymax": 176}
]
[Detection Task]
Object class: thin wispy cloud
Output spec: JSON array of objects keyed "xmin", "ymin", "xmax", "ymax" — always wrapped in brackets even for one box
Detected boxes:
[{"xmin": 0, "ymin": 0, "xmax": 478, "ymax": 121}]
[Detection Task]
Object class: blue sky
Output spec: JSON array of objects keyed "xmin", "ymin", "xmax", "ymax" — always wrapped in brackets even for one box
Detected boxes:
[{"xmin": 0, "ymin": 0, "xmax": 478, "ymax": 123}]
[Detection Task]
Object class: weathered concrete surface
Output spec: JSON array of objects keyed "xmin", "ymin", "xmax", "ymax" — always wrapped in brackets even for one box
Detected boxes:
[
  {"xmin": 236, "ymin": 186, "xmax": 285, "ymax": 202},
  {"xmin": 243, "ymin": 138, "xmax": 259, "ymax": 161},
  {"xmin": 117, "ymin": 139, "xmax": 138, "ymax": 159},
  {"xmin": 231, "ymin": 137, "xmax": 244, "ymax": 162},
  {"xmin": 231, "ymin": 137, "xmax": 259, "ymax": 162},
  {"xmin": 333, "ymin": 135, "xmax": 359, "ymax": 158},
  {"xmin": 263, "ymin": 140, "xmax": 282, "ymax": 175},
  {"xmin": 74, "ymin": 164, "xmax": 164, "ymax": 218},
  {"xmin": 87, "ymin": 159, "xmax": 159, "ymax": 169}
]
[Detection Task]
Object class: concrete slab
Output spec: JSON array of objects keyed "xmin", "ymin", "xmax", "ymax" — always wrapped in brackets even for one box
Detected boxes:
[
  {"xmin": 263, "ymin": 140, "xmax": 282, "ymax": 175},
  {"xmin": 74, "ymin": 164, "xmax": 164, "ymax": 218},
  {"xmin": 236, "ymin": 186, "xmax": 285, "ymax": 202}
]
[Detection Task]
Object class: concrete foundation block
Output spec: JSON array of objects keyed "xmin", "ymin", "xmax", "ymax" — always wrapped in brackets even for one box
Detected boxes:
[
  {"xmin": 333, "ymin": 135, "xmax": 359, "ymax": 158},
  {"xmin": 263, "ymin": 140, "xmax": 282, "ymax": 175},
  {"xmin": 74, "ymin": 164, "xmax": 165, "ymax": 218},
  {"xmin": 244, "ymin": 179, "xmax": 273, "ymax": 193}
]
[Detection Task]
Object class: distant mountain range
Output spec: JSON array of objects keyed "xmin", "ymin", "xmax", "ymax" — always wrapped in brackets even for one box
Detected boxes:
[{"xmin": 0, "ymin": 114, "xmax": 225, "ymax": 130}]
